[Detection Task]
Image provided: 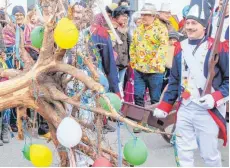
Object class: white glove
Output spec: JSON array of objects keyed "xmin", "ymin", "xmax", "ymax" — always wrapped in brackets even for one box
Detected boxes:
[
  {"xmin": 199, "ymin": 94, "xmax": 215, "ymax": 110},
  {"xmin": 153, "ymin": 108, "xmax": 168, "ymax": 118}
]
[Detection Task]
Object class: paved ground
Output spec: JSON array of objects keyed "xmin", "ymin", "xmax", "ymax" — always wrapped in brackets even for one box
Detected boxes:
[{"xmin": 0, "ymin": 122, "xmax": 229, "ymax": 167}]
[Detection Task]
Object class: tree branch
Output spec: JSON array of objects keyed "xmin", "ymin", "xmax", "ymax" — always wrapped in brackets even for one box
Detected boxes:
[
  {"xmin": 52, "ymin": 63, "xmax": 104, "ymax": 93},
  {"xmin": 48, "ymin": 87, "xmax": 176, "ymax": 137}
]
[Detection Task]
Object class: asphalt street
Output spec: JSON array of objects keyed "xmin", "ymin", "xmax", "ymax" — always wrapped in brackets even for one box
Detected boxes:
[{"xmin": 0, "ymin": 122, "xmax": 229, "ymax": 167}]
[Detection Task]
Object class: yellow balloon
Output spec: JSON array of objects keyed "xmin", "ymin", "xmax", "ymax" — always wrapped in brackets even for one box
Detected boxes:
[
  {"xmin": 54, "ymin": 18, "xmax": 79, "ymax": 49},
  {"xmin": 30, "ymin": 144, "xmax": 53, "ymax": 167},
  {"xmin": 169, "ymin": 16, "xmax": 179, "ymax": 31}
]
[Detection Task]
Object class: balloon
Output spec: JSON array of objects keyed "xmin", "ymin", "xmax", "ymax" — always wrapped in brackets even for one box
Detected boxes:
[
  {"xmin": 30, "ymin": 144, "xmax": 53, "ymax": 167},
  {"xmin": 99, "ymin": 93, "xmax": 122, "ymax": 112},
  {"xmin": 57, "ymin": 117, "xmax": 82, "ymax": 148},
  {"xmin": 169, "ymin": 16, "xmax": 179, "ymax": 31},
  {"xmin": 22, "ymin": 144, "xmax": 31, "ymax": 161},
  {"xmin": 54, "ymin": 18, "xmax": 79, "ymax": 49},
  {"xmin": 31, "ymin": 26, "xmax": 44, "ymax": 48},
  {"xmin": 92, "ymin": 157, "xmax": 112, "ymax": 167},
  {"xmin": 123, "ymin": 138, "xmax": 148, "ymax": 166},
  {"xmin": 99, "ymin": 72, "xmax": 109, "ymax": 92},
  {"xmin": 182, "ymin": 5, "xmax": 190, "ymax": 17}
]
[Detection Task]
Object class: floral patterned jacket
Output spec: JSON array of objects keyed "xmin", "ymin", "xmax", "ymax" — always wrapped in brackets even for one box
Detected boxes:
[{"xmin": 130, "ymin": 18, "xmax": 169, "ymax": 73}]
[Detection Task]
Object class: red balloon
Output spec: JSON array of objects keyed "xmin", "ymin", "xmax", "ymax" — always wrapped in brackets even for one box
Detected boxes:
[{"xmin": 92, "ymin": 157, "xmax": 112, "ymax": 167}]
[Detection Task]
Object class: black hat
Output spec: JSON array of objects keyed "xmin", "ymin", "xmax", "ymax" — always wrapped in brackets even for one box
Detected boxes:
[
  {"xmin": 112, "ymin": 6, "xmax": 130, "ymax": 18},
  {"xmin": 169, "ymin": 31, "xmax": 181, "ymax": 41},
  {"xmin": 106, "ymin": 3, "xmax": 118, "ymax": 14},
  {"xmin": 186, "ymin": 0, "xmax": 215, "ymax": 27}
]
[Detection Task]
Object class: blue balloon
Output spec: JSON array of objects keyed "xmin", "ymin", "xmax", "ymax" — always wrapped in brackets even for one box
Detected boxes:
[
  {"xmin": 182, "ymin": 5, "xmax": 190, "ymax": 17},
  {"xmin": 99, "ymin": 73, "xmax": 109, "ymax": 92}
]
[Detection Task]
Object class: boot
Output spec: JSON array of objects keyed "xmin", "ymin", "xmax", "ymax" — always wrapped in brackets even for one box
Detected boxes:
[
  {"xmin": 133, "ymin": 122, "xmax": 147, "ymax": 133},
  {"xmin": 1, "ymin": 123, "xmax": 9, "ymax": 143},
  {"xmin": 103, "ymin": 123, "xmax": 116, "ymax": 133}
]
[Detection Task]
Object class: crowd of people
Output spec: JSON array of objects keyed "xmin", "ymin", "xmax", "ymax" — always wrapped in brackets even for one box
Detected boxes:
[{"xmin": 0, "ymin": 0, "xmax": 229, "ymax": 166}]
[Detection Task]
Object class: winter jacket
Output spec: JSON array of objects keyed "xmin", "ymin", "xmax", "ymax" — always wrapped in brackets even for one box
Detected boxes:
[
  {"xmin": 113, "ymin": 24, "xmax": 130, "ymax": 70},
  {"xmin": 90, "ymin": 24, "xmax": 120, "ymax": 93}
]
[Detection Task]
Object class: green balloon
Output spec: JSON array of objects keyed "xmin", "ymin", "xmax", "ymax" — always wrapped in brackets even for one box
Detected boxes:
[
  {"xmin": 31, "ymin": 26, "xmax": 44, "ymax": 48},
  {"xmin": 99, "ymin": 93, "xmax": 122, "ymax": 112},
  {"xmin": 123, "ymin": 138, "xmax": 148, "ymax": 166},
  {"xmin": 22, "ymin": 144, "xmax": 31, "ymax": 161}
]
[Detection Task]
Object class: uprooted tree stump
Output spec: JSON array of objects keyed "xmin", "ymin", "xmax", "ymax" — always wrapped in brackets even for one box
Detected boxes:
[{"xmin": 0, "ymin": 3, "xmax": 173, "ymax": 167}]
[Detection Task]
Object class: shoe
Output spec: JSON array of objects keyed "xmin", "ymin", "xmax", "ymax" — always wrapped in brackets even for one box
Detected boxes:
[
  {"xmin": 10, "ymin": 124, "xmax": 18, "ymax": 132},
  {"xmin": 133, "ymin": 127, "xmax": 142, "ymax": 133},
  {"xmin": 108, "ymin": 117, "xmax": 117, "ymax": 122},
  {"xmin": 102, "ymin": 128, "xmax": 108, "ymax": 134},
  {"xmin": 1, "ymin": 124, "xmax": 9, "ymax": 143},
  {"xmin": 133, "ymin": 122, "xmax": 147, "ymax": 134},
  {"xmin": 39, "ymin": 132, "xmax": 51, "ymax": 140},
  {"xmin": 103, "ymin": 124, "xmax": 116, "ymax": 132},
  {"xmin": 38, "ymin": 123, "xmax": 49, "ymax": 135},
  {"xmin": 0, "ymin": 140, "xmax": 3, "ymax": 146}
]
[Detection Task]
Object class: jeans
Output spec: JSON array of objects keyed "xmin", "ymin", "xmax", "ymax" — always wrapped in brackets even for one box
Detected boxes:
[
  {"xmin": 2, "ymin": 109, "xmax": 11, "ymax": 124},
  {"xmin": 5, "ymin": 47, "xmax": 14, "ymax": 69},
  {"xmin": 10, "ymin": 108, "xmax": 17, "ymax": 125},
  {"xmin": 134, "ymin": 70, "xmax": 164, "ymax": 106}
]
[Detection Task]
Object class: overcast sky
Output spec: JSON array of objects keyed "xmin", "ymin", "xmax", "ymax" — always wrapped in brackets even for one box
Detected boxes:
[
  {"xmin": 0, "ymin": 0, "xmax": 27, "ymax": 14},
  {"xmin": 0, "ymin": 0, "xmax": 217, "ymax": 20}
]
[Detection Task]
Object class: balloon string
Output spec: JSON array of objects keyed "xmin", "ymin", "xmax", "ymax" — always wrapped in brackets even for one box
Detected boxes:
[
  {"xmin": 124, "ymin": 121, "xmax": 136, "ymax": 139},
  {"xmin": 171, "ymin": 134, "xmax": 181, "ymax": 167},
  {"xmin": 117, "ymin": 121, "xmax": 122, "ymax": 167},
  {"xmin": 22, "ymin": 119, "xmax": 32, "ymax": 145}
]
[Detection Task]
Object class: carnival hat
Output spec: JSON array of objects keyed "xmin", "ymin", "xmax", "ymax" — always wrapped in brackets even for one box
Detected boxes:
[
  {"xmin": 139, "ymin": 3, "xmax": 157, "ymax": 15},
  {"xmin": 106, "ymin": 3, "xmax": 119, "ymax": 15},
  {"xmin": 159, "ymin": 3, "xmax": 171, "ymax": 12},
  {"xmin": 112, "ymin": 6, "xmax": 130, "ymax": 18},
  {"xmin": 186, "ymin": 0, "xmax": 215, "ymax": 27}
]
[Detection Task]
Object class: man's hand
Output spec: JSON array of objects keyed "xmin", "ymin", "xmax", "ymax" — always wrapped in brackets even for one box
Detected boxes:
[
  {"xmin": 153, "ymin": 108, "xmax": 168, "ymax": 118},
  {"xmin": 199, "ymin": 94, "xmax": 215, "ymax": 109}
]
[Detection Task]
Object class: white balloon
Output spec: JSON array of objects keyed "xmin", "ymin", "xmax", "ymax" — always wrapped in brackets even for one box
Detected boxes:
[{"xmin": 57, "ymin": 117, "xmax": 82, "ymax": 148}]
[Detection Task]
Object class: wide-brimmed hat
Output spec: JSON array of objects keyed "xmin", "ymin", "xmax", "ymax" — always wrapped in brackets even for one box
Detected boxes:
[
  {"xmin": 159, "ymin": 3, "xmax": 171, "ymax": 12},
  {"xmin": 139, "ymin": 3, "xmax": 157, "ymax": 15}
]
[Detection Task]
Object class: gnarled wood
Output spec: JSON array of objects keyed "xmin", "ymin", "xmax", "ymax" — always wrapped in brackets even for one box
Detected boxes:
[{"xmin": 0, "ymin": 0, "xmax": 174, "ymax": 166}]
